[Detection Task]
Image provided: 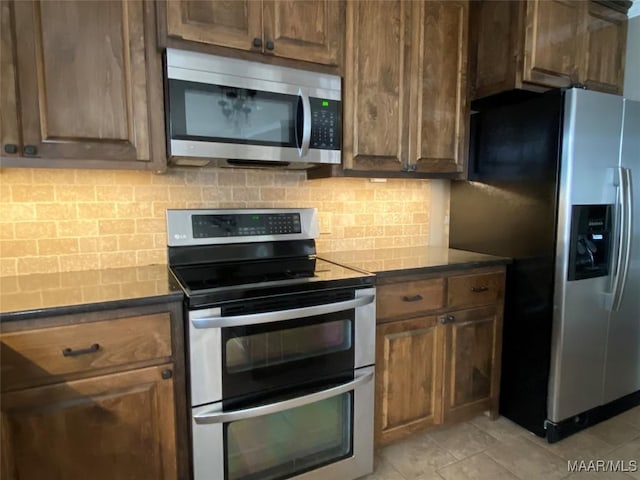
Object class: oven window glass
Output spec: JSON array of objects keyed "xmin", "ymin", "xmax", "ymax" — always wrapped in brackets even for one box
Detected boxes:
[
  {"xmin": 226, "ymin": 319, "xmax": 352, "ymax": 374},
  {"xmin": 169, "ymin": 79, "xmax": 297, "ymax": 147},
  {"xmin": 226, "ymin": 392, "xmax": 352, "ymax": 480}
]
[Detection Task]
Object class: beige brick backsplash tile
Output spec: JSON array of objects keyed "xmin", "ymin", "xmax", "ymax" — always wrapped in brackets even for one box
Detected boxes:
[
  {"xmin": 12, "ymin": 185, "xmax": 54, "ymax": 202},
  {"xmin": 218, "ymin": 170, "xmax": 247, "ymax": 186},
  {"xmin": 1, "ymin": 203, "xmax": 36, "ymax": 221},
  {"xmin": 246, "ymin": 171, "xmax": 275, "ymax": 186},
  {"xmin": 1, "ymin": 240, "xmax": 38, "ymax": 257},
  {"xmin": 118, "ymin": 234, "xmax": 154, "ymax": 250},
  {"xmin": 202, "ymin": 187, "xmax": 233, "ymax": 202},
  {"xmin": 114, "ymin": 170, "xmax": 152, "ymax": 184},
  {"xmin": 343, "ymin": 226, "xmax": 366, "ymax": 238},
  {"xmin": 169, "ymin": 186, "xmax": 203, "ymax": 202},
  {"xmin": 375, "ymin": 237, "xmax": 396, "ymax": 248},
  {"xmin": 78, "ymin": 203, "xmax": 117, "ymax": 219},
  {"xmin": 384, "ymin": 225, "xmax": 403, "ymax": 236},
  {"xmin": 354, "ymin": 189, "xmax": 375, "ymax": 201},
  {"xmin": 78, "ymin": 237, "xmax": 99, "ymax": 253},
  {"xmin": 0, "ymin": 185, "xmax": 11, "ymax": 202},
  {"xmin": 153, "ymin": 234, "xmax": 166, "ymax": 248},
  {"xmin": 58, "ymin": 220, "xmax": 99, "ymax": 237},
  {"xmin": 152, "ymin": 201, "xmax": 174, "ymax": 218},
  {"xmin": 31, "ymin": 169, "xmax": 76, "ymax": 184},
  {"xmin": 184, "ymin": 170, "xmax": 218, "ymax": 185},
  {"xmin": 355, "ymin": 213, "xmax": 374, "ymax": 225},
  {"xmin": 151, "ymin": 171, "xmax": 187, "ymax": 185},
  {"xmin": 59, "ymin": 253, "xmax": 100, "ymax": 272},
  {"xmin": 17, "ymin": 256, "xmax": 59, "ymax": 275},
  {"xmin": 136, "ymin": 218, "xmax": 166, "ymax": 234},
  {"xmin": 403, "ymin": 224, "xmax": 422, "ymax": 235},
  {"xmin": 218, "ymin": 202, "xmax": 246, "ymax": 208},
  {"xmin": 393, "ymin": 235, "xmax": 413, "ymax": 247},
  {"xmin": 136, "ymin": 249, "xmax": 166, "ymax": 265},
  {"xmin": 332, "ymin": 214, "xmax": 356, "ymax": 227},
  {"xmin": 99, "ymin": 251, "xmax": 137, "ymax": 269},
  {"xmin": 96, "ymin": 185, "xmax": 134, "ymax": 202},
  {"xmin": 0, "ymin": 276, "xmax": 19, "ymax": 294},
  {"xmin": 232, "ymin": 187, "xmax": 261, "ymax": 202},
  {"xmin": 413, "ymin": 212, "xmax": 429, "ymax": 223},
  {"xmin": 0, "ymin": 223, "xmax": 15, "ymax": 240},
  {"xmin": 15, "ymin": 221, "xmax": 56, "ymax": 239},
  {"xmin": 55, "ymin": 185, "xmax": 96, "ymax": 202},
  {"xmin": 98, "ymin": 236, "xmax": 119, "ymax": 252},
  {"xmin": 118, "ymin": 202, "xmax": 153, "ymax": 218},
  {"xmin": 0, "ymin": 169, "xmax": 33, "ymax": 183},
  {"xmin": 273, "ymin": 170, "xmax": 303, "ymax": 186},
  {"xmin": 75, "ymin": 170, "xmax": 115, "ymax": 185},
  {"xmin": 99, "ymin": 219, "xmax": 135, "ymax": 235},
  {"xmin": 365, "ymin": 225, "xmax": 384, "ymax": 237},
  {"xmin": 260, "ymin": 187, "xmax": 286, "ymax": 201},
  {"xmin": 308, "ymin": 188, "xmax": 334, "ymax": 201},
  {"xmin": 38, "ymin": 238, "xmax": 79, "ymax": 255},
  {"xmin": 134, "ymin": 185, "xmax": 169, "ymax": 202},
  {"xmin": 285, "ymin": 188, "xmax": 310, "ymax": 201},
  {"xmin": 41, "ymin": 287, "xmax": 84, "ymax": 306},
  {"xmin": 0, "ymin": 258, "xmax": 18, "ymax": 276},
  {"xmin": 35, "ymin": 203, "xmax": 77, "ymax": 220}
]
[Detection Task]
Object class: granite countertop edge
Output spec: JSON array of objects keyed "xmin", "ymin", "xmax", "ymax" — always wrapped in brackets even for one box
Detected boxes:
[{"xmin": 372, "ymin": 257, "xmax": 511, "ymax": 279}]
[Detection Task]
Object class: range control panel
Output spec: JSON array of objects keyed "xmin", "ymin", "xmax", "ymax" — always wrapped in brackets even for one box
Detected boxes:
[
  {"xmin": 310, "ymin": 98, "xmax": 341, "ymax": 150},
  {"xmin": 192, "ymin": 213, "xmax": 302, "ymax": 238}
]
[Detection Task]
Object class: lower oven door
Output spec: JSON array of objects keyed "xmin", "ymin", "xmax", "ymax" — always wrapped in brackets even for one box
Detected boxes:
[{"xmin": 191, "ymin": 366, "xmax": 374, "ymax": 480}]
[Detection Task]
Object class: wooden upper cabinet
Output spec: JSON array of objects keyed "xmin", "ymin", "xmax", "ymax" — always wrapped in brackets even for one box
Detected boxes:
[
  {"xmin": 582, "ymin": 2, "xmax": 627, "ymax": 94},
  {"xmin": 163, "ymin": 0, "xmax": 342, "ymax": 67},
  {"xmin": 1, "ymin": 365, "xmax": 177, "ymax": 480},
  {"xmin": 4, "ymin": 0, "xmax": 165, "ymax": 170},
  {"xmin": 470, "ymin": 0, "xmax": 628, "ymax": 99},
  {"xmin": 166, "ymin": 1, "xmax": 262, "ymax": 52},
  {"xmin": 523, "ymin": 0, "xmax": 584, "ymax": 87},
  {"xmin": 411, "ymin": 1, "xmax": 468, "ymax": 174},
  {"xmin": 263, "ymin": 1, "xmax": 342, "ymax": 65},
  {"xmin": 343, "ymin": 0, "xmax": 409, "ymax": 172},
  {"xmin": 0, "ymin": 1, "xmax": 20, "ymax": 156}
]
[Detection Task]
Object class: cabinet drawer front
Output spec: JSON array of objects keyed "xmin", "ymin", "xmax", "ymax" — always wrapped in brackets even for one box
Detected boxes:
[
  {"xmin": 1, "ymin": 313, "xmax": 172, "ymax": 391},
  {"xmin": 447, "ymin": 273, "xmax": 504, "ymax": 309},
  {"xmin": 377, "ymin": 279, "xmax": 445, "ymax": 320}
]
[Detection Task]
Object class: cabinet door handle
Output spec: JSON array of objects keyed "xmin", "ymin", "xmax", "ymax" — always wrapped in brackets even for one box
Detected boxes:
[
  {"xmin": 471, "ymin": 286, "xmax": 489, "ymax": 293},
  {"xmin": 23, "ymin": 145, "xmax": 38, "ymax": 155},
  {"xmin": 402, "ymin": 294, "xmax": 423, "ymax": 302},
  {"xmin": 3, "ymin": 144, "xmax": 18, "ymax": 154},
  {"xmin": 62, "ymin": 343, "xmax": 100, "ymax": 357},
  {"xmin": 161, "ymin": 369, "xmax": 173, "ymax": 380},
  {"xmin": 252, "ymin": 37, "xmax": 262, "ymax": 48},
  {"xmin": 265, "ymin": 40, "xmax": 275, "ymax": 51},
  {"xmin": 438, "ymin": 314, "xmax": 455, "ymax": 324}
]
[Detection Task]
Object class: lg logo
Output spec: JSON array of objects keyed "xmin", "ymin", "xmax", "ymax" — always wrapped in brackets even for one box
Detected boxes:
[{"xmin": 174, "ymin": 234, "xmax": 187, "ymax": 240}]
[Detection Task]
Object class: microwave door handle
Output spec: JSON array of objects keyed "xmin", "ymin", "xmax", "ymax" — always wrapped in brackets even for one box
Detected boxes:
[
  {"xmin": 193, "ymin": 369, "xmax": 373, "ymax": 424},
  {"xmin": 191, "ymin": 295, "xmax": 375, "ymax": 329},
  {"xmin": 298, "ymin": 89, "xmax": 311, "ymax": 157}
]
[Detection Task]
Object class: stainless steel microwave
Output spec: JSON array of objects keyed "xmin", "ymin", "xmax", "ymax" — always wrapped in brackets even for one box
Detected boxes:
[{"xmin": 164, "ymin": 49, "xmax": 342, "ymax": 168}]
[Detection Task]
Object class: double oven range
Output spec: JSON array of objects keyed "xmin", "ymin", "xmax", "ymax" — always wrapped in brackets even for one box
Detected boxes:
[{"xmin": 167, "ymin": 208, "xmax": 376, "ymax": 480}]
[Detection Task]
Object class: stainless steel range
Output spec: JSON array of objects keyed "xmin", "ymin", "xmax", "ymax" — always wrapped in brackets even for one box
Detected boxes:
[{"xmin": 166, "ymin": 208, "xmax": 376, "ymax": 480}]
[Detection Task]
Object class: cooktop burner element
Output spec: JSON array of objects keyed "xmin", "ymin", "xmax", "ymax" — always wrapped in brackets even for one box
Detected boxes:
[{"xmin": 166, "ymin": 208, "xmax": 374, "ymax": 307}]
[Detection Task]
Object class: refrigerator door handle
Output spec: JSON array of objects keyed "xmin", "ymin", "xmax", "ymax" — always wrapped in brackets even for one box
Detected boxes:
[{"xmin": 611, "ymin": 167, "xmax": 633, "ymax": 311}]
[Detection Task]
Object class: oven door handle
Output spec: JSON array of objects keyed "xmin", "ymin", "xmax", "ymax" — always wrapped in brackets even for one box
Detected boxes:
[
  {"xmin": 193, "ymin": 369, "xmax": 373, "ymax": 424},
  {"xmin": 191, "ymin": 294, "xmax": 375, "ymax": 329}
]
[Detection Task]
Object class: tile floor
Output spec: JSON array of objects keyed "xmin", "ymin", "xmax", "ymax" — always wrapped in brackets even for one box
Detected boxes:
[{"xmin": 363, "ymin": 406, "xmax": 640, "ymax": 480}]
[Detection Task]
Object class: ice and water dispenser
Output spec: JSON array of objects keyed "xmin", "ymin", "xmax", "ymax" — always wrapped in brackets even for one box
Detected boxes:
[{"xmin": 568, "ymin": 205, "xmax": 612, "ymax": 281}]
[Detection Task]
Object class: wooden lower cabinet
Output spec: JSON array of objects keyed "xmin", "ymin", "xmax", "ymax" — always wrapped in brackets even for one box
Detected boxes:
[
  {"xmin": 375, "ymin": 316, "xmax": 444, "ymax": 445},
  {"xmin": 1, "ymin": 364, "xmax": 177, "ymax": 480},
  {"xmin": 374, "ymin": 266, "xmax": 505, "ymax": 446},
  {"xmin": 442, "ymin": 306, "xmax": 502, "ymax": 423}
]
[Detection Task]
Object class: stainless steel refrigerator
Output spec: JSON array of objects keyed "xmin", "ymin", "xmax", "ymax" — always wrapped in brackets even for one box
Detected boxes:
[{"xmin": 450, "ymin": 87, "xmax": 639, "ymax": 442}]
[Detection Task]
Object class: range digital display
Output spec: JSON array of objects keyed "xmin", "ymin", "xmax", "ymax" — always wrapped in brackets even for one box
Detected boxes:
[{"xmin": 192, "ymin": 213, "xmax": 302, "ymax": 238}]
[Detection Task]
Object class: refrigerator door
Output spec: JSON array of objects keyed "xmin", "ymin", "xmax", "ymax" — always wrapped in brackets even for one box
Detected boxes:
[
  {"xmin": 603, "ymin": 99, "xmax": 640, "ymax": 404},
  {"xmin": 548, "ymin": 89, "xmax": 623, "ymax": 423}
]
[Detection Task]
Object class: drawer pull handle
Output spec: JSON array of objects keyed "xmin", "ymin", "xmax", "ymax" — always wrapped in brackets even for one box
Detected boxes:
[
  {"xmin": 62, "ymin": 343, "xmax": 100, "ymax": 357},
  {"xmin": 439, "ymin": 314, "xmax": 455, "ymax": 324},
  {"xmin": 402, "ymin": 294, "xmax": 424, "ymax": 302},
  {"xmin": 471, "ymin": 286, "xmax": 489, "ymax": 293}
]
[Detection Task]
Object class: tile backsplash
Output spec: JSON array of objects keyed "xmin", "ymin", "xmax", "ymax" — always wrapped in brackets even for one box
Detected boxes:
[{"xmin": 0, "ymin": 168, "xmax": 448, "ymax": 277}]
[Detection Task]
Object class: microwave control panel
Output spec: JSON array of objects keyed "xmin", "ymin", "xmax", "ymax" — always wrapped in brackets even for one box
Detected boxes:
[{"xmin": 310, "ymin": 98, "xmax": 341, "ymax": 150}]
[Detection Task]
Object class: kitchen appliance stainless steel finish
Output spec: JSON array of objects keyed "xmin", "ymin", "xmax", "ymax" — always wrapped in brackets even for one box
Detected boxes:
[
  {"xmin": 165, "ymin": 49, "xmax": 341, "ymax": 168},
  {"xmin": 450, "ymin": 88, "xmax": 639, "ymax": 442},
  {"xmin": 167, "ymin": 208, "xmax": 376, "ymax": 480}
]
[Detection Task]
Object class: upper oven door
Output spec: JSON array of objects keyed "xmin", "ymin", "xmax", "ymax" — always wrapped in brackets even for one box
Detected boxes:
[
  {"xmin": 188, "ymin": 287, "xmax": 375, "ymax": 406},
  {"xmin": 165, "ymin": 49, "xmax": 341, "ymax": 165}
]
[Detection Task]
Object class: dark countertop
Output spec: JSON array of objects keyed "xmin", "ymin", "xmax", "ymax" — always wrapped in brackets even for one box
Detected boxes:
[
  {"xmin": 0, "ymin": 265, "xmax": 183, "ymax": 322},
  {"xmin": 320, "ymin": 246, "xmax": 510, "ymax": 278}
]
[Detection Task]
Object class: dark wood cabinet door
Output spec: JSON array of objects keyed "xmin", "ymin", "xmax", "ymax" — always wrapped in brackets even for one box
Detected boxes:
[
  {"xmin": 523, "ymin": 0, "xmax": 584, "ymax": 88},
  {"xmin": 166, "ymin": 0, "xmax": 262, "ymax": 52},
  {"xmin": 343, "ymin": 0, "xmax": 410, "ymax": 172},
  {"xmin": 11, "ymin": 0, "xmax": 163, "ymax": 166},
  {"xmin": 1, "ymin": 364, "xmax": 177, "ymax": 480},
  {"xmin": 411, "ymin": 0, "xmax": 468, "ymax": 174},
  {"xmin": 375, "ymin": 316, "xmax": 444, "ymax": 446},
  {"xmin": 582, "ymin": 2, "xmax": 627, "ymax": 94},
  {"xmin": 442, "ymin": 306, "xmax": 501, "ymax": 423},
  {"xmin": 0, "ymin": 1, "xmax": 20, "ymax": 158},
  {"xmin": 262, "ymin": 0, "xmax": 343, "ymax": 66}
]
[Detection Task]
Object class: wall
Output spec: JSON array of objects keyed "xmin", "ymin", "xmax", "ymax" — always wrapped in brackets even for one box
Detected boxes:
[{"xmin": 0, "ymin": 167, "xmax": 447, "ymax": 278}]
